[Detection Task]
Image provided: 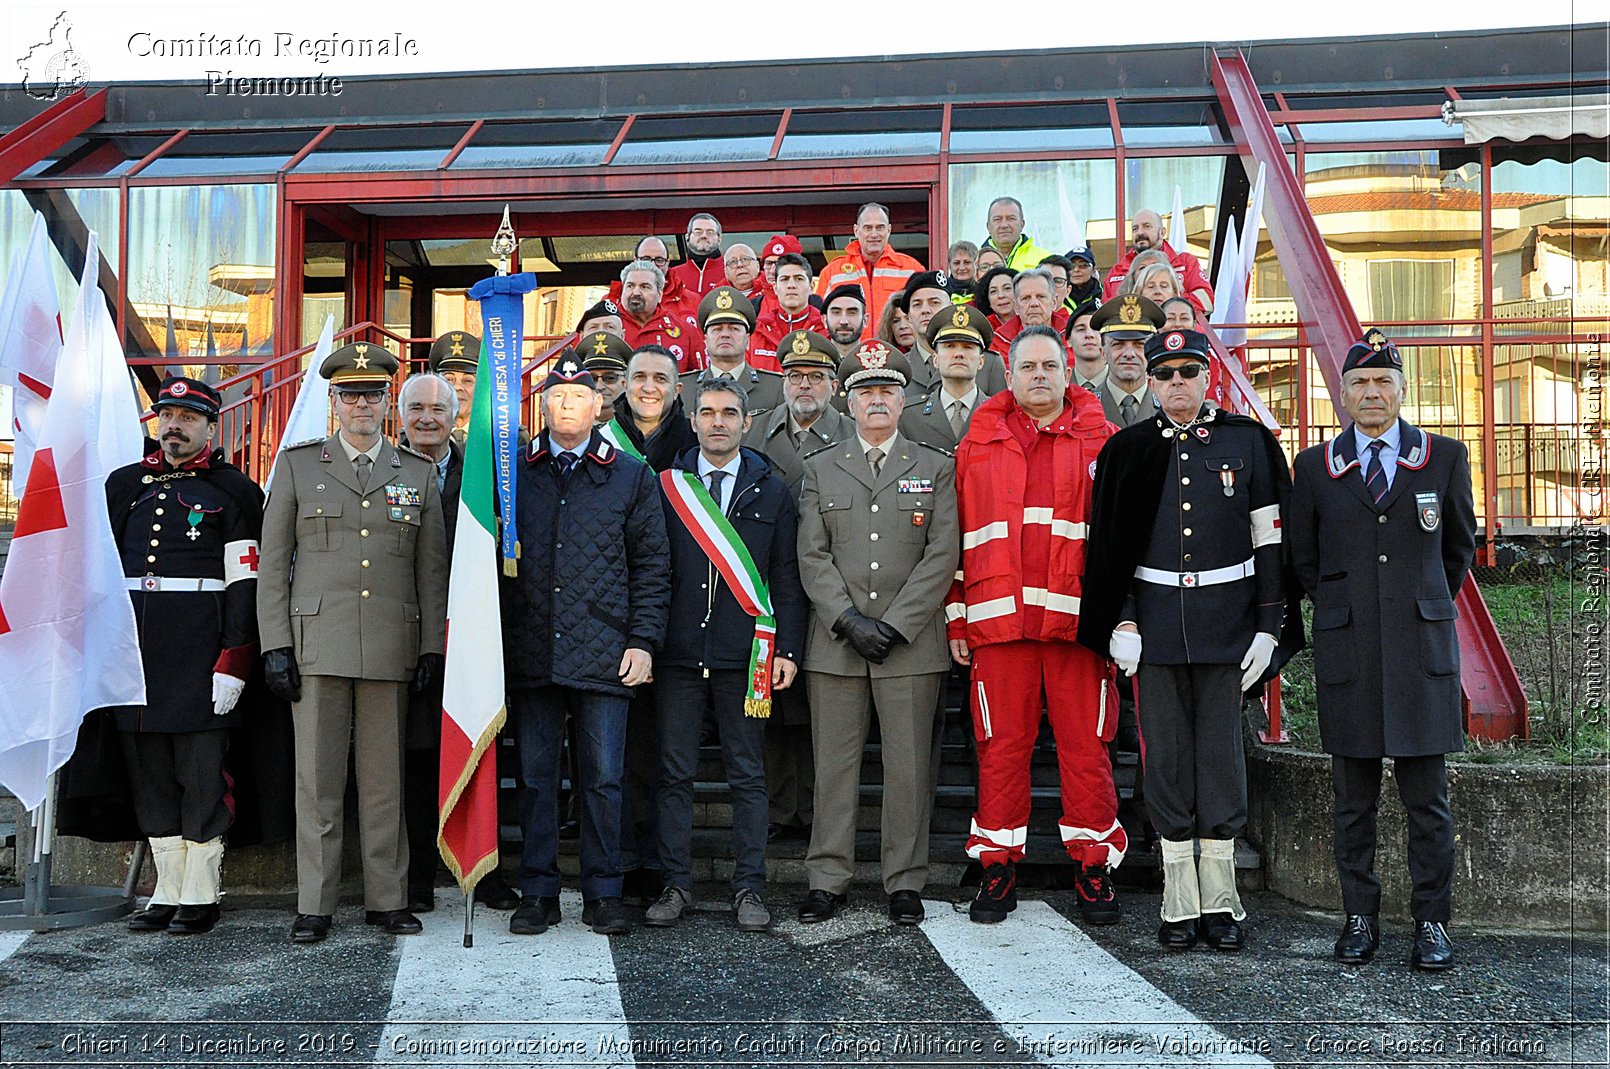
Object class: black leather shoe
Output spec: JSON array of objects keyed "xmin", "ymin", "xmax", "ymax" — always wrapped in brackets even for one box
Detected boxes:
[
  {"xmin": 128, "ymin": 904, "xmax": 179, "ymax": 932},
  {"xmin": 365, "ymin": 909, "xmax": 423, "ymax": 935},
  {"xmin": 620, "ymin": 868, "xmax": 664, "ymax": 907},
  {"xmin": 1333, "ymin": 914, "xmax": 1380, "ymax": 965},
  {"xmin": 510, "ymin": 895, "xmax": 561, "ymax": 935},
  {"xmin": 798, "ymin": 889, "xmax": 845, "ymax": 923},
  {"xmin": 1410, "ymin": 920, "xmax": 1454, "ymax": 972},
  {"xmin": 406, "ymin": 886, "xmax": 436, "ymax": 914},
  {"xmin": 888, "ymin": 890, "xmax": 925, "ymax": 925},
  {"xmin": 478, "ymin": 871, "xmax": 520, "ymax": 911},
  {"xmin": 1158, "ymin": 919, "xmax": 1199, "ymax": 949},
  {"xmin": 584, "ymin": 896, "xmax": 629, "ymax": 935},
  {"xmin": 167, "ymin": 904, "xmax": 221, "ymax": 935},
  {"xmin": 290, "ymin": 914, "xmax": 332, "ymax": 944},
  {"xmin": 1199, "ymin": 912, "xmax": 1244, "ymax": 952}
]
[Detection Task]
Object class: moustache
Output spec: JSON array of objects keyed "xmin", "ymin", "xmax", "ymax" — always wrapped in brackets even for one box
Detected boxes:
[{"xmin": 162, "ymin": 432, "xmax": 189, "ymax": 442}]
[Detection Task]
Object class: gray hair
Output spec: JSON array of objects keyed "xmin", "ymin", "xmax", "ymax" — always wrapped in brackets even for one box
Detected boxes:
[
  {"xmin": 947, "ymin": 239, "xmax": 979, "ymax": 259},
  {"xmin": 620, "ymin": 258, "xmax": 666, "ymax": 289},
  {"xmin": 1126, "ymin": 262, "xmax": 1181, "ymax": 299},
  {"xmin": 694, "ymin": 377, "xmax": 749, "ymax": 417},
  {"xmin": 1011, "ymin": 267, "xmax": 1057, "ymax": 300},
  {"xmin": 855, "ymin": 202, "xmax": 891, "ymax": 226},
  {"xmin": 687, "ymin": 212, "xmax": 722, "ymax": 236},
  {"xmin": 987, "ymin": 196, "xmax": 1024, "ymax": 218},
  {"xmin": 400, "ymin": 372, "xmax": 460, "ymax": 420}
]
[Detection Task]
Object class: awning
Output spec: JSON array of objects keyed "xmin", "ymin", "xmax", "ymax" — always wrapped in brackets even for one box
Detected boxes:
[{"xmin": 1443, "ymin": 95, "xmax": 1610, "ymax": 144}]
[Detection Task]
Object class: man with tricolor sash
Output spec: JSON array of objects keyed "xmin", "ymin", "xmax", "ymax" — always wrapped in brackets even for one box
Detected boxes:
[{"xmin": 646, "ymin": 378, "xmax": 807, "ymax": 932}]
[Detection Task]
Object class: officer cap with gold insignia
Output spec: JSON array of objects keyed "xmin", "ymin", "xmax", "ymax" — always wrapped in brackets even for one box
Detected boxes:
[
  {"xmin": 1090, "ymin": 294, "xmax": 1165, "ymax": 340},
  {"xmin": 153, "ymin": 376, "xmax": 221, "ymax": 420},
  {"xmin": 427, "ymin": 332, "xmax": 480, "ymax": 374},
  {"xmin": 839, "ymin": 340, "xmax": 911, "ymax": 390},
  {"xmin": 540, "ymin": 350, "xmax": 596, "ymax": 391},
  {"xmin": 697, "ymin": 285, "xmax": 757, "ymax": 332},
  {"xmin": 779, "ymin": 329, "xmax": 839, "ymax": 371},
  {"xmin": 927, "ymin": 303, "xmax": 994, "ymax": 350},
  {"xmin": 1342, "ymin": 327, "xmax": 1404, "ymax": 374},
  {"xmin": 579, "ymin": 331, "xmax": 633, "ymax": 373},
  {"xmin": 1144, "ymin": 329, "xmax": 1212, "ymax": 371},
  {"xmin": 321, "ymin": 341, "xmax": 399, "ymax": 389}
]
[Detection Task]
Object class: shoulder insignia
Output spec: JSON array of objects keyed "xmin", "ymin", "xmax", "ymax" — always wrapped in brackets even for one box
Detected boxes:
[
  {"xmin": 397, "ymin": 444, "xmax": 432, "ymax": 462},
  {"xmin": 284, "ymin": 437, "xmax": 325, "ymax": 450},
  {"xmin": 915, "ymin": 440, "xmax": 955, "ymax": 458},
  {"xmin": 800, "ymin": 442, "xmax": 839, "ymax": 463}
]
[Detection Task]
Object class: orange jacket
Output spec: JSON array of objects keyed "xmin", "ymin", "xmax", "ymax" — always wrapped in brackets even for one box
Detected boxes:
[{"xmin": 813, "ymin": 241, "xmax": 924, "ymax": 340}]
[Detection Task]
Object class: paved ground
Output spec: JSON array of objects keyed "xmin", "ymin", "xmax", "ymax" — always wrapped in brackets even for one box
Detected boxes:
[{"xmin": 0, "ymin": 885, "xmax": 1604, "ymax": 1068}]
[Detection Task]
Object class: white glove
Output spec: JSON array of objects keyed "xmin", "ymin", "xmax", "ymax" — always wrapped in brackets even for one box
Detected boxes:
[
  {"xmin": 211, "ymin": 672, "xmax": 246, "ymax": 717},
  {"xmin": 1239, "ymin": 632, "xmax": 1279, "ymax": 692},
  {"xmin": 1109, "ymin": 627, "xmax": 1142, "ymax": 677}
]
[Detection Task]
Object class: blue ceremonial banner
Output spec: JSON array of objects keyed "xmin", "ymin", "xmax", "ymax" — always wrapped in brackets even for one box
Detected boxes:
[{"xmin": 467, "ymin": 272, "xmax": 538, "ymax": 576}]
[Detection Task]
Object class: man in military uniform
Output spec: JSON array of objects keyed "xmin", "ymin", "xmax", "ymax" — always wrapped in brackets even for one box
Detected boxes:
[
  {"xmin": 579, "ymin": 331, "xmax": 635, "ymax": 425},
  {"xmin": 743, "ymin": 329, "xmax": 852, "ymax": 841},
  {"xmin": 258, "ymin": 342, "xmax": 448, "ymax": 944},
  {"xmin": 680, "ymin": 286, "xmax": 784, "ymax": 412},
  {"xmin": 106, "ymin": 377, "xmax": 263, "ymax": 935},
  {"xmin": 428, "ymin": 332, "xmax": 479, "ymax": 435},
  {"xmin": 576, "ymin": 298, "xmax": 625, "ymax": 339},
  {"xmin": 1080, "ymin": 328, "xmax": 1295, "ymax": 953},
  {"xmin": 1289, "ymin": 330, "xmax": 1476, "ymax": 972},
  {"xmin": 900, "ymin": 304, "xmax": 997, "ymax": 450},
  {"xmin": 795, "ymin": 342, "xmax": 960, "ymax": 926},
  {"xmin": 1091, "ymin": 295, "xmax": 1164, "ymax": 427},
  {"xmin": 903, "ymin": 272, "xmax": 1006, "ymax": 402}
]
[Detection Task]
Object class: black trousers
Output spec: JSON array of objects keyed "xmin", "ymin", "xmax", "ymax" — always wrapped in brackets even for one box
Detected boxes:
[
  {"xmin": 1136, "ymin": 662, "xmax": 1245, "ymax": 841},
  {"xmin": 118, "ymin": 728, "xmax": 232, "ymax": 842},
  {"xmin": 1332, "ymin": 754, "xmax": 1454, "ymax": 923},
  {"xmin": 403, "ymin": 746, "xmax": 440, "ymax": 891}
]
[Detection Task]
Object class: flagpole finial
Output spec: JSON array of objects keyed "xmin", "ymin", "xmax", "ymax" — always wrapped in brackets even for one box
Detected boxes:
[{"xmin": 491, "ymin": 206, "xmax": 516, "ymax": 277}]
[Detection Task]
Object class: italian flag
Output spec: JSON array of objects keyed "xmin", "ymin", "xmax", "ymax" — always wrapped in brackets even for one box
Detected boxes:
[{"xmin": 437, "ymin": 341, "xmax": 505, "ymax": 892}]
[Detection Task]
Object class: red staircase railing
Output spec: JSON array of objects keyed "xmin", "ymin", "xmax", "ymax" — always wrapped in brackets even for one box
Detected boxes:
[{"xmin": 1210, "ymin": 49, "xmax": 1529, "ymax": 742}]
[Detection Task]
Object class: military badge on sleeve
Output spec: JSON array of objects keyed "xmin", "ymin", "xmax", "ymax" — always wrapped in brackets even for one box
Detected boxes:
[{"xmin": 1415, "ymin": 491, "xmax": 1441, "ymax": 532}]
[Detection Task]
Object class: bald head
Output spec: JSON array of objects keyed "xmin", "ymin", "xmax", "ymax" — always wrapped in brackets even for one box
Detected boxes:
[
  {"xmin": 1132, "ymin": 209, "xmax": 1164, "ymax": 253},
  {"xmin": 723, "ymin": 243, "xmax": 760, "ymax": 292}
]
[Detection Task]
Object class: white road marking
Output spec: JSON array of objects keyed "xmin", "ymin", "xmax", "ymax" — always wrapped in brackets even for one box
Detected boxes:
[
  {"xmin": 921, "ymin": 899, "xmax": 1273, "ymax": 1066},
  {"xmin": 0, "ymin": 931, "xmax": 29, "ymax": 966},
  {"xmin": 375, "ymin": 891, "xmax": 634, "ymax": 1067}
]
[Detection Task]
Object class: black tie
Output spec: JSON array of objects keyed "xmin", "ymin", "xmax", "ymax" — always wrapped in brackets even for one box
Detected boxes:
[
  {"xmin": 706, "ymin": 470, "xmax": 728, "ymax": 511},
  {"xmin": 555, "ymin": 452, "xmax": 578, "ymax": 478},
  {"xmin": 1364, "ymin": 440, "xmax": 1388, "ymax": 503}
]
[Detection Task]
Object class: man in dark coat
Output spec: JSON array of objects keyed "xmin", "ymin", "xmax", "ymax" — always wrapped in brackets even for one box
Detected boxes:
[
  {"xmin": 615, "ymin": 345, "xmax": 697, "ymax": 472},
  {"xmin": 646, "ymin": 380, "xmax": 808, "ymax": 931},
  {"xmin": 1289, "ymin": 329, "xmax": 1476, "ymax": 972},
  {"xmin": 105, "ymin": 376, "xmax": 263, "ymax": 935},
  {"xmin": 499, "ymin": 354, "xmax": 671, "ymax": 936}
]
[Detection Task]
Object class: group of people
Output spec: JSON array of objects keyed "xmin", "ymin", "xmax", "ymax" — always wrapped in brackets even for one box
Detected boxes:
[{"xmin": 104, "ymin": 200, "xmax": 1475, "ymax": 974}]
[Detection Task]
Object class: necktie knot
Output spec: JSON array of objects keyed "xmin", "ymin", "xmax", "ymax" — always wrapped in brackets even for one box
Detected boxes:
[
  {"xmin": 705, "ymin": 469, "xmax": 727, "ymax": 498},
  {"xmin": 1119, "ymin": 394, "xmax": 1139, "ymax": 425},
  {"xmin": 353, "ymin": 453, "xmax": 372, "ymax": 490},
  {"xmin": 555, "ymin": 451, "xmax": 578, "ymax": 477},
  {"xmin": 867, "ymin": 447, "xmax": 885, "ymax": 477},
  {"xmin": 949, "ymin": 401, "xmax": 968, "ymax": 438}
]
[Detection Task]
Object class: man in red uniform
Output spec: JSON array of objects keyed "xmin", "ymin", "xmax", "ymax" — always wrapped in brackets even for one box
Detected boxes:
[
  {"xmin": 751, "ymin": 254, "xmax": 825, "ymax": 370},
  {"xmin": 666, "ymin": 213, "xmax": 727, "ymax": 297},
  {"xmin": 946, "ymin": 325, "xmax": 1126, "ymax": 927},
  {"xmin": 989, "ymin": 268, "xmax": 1070, "ymax": 359},
  {"xmin": 814, "ymin": 204, "xmax": 924, "ymax": 340},
  {"xmin": 1102, "ymin": 209, "xmax": 1215, "ymax": 315},
  {"xmin": 618, "ymin": 259, "xmax": 706, "ymax": 374},
  {"xmin": 608, "ymin": 238, "xmax": 703, "ymax": 336}
]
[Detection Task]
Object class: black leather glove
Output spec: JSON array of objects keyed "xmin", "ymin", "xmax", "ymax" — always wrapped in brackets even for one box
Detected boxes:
[
  {"xmin": 263, "ymin": 647, "xmax": 301, "ymax": 703},
  {"xmin": 833, "ymin": 608, "xmax": 894, "ymax": 664},
  {"xmin": 873, "ymin": 620, "xmax": 908, "ymax": 647},
  {"xmin": 412, "ymin": 652, "xmax": 444, "ymax": 694}
]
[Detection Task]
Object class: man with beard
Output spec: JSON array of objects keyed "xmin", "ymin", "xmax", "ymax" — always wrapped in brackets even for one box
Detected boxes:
[
  {"xmin": 814, "ymin": 204, "xmax": 924, "ymax": 341},
  {"xmin": 822, "ymin": 285, "xmax": 868, "ymax": 363},
  {"xmin": 667, "ymin": 213, "xmax": 727, "ymax": 297},
  {"xmin": 988, "ymin": 268, "xmax": 1070, "ymax": 360},
  {"xmin": 978, "ymin": 197, "xmax": 1054, "ymax": 271},
  {"xmin": 1066, "ymin": 305, "xmax": 1108, "ymax": 392},
  {"xmin": 618, "ymin": 258, "xmax": 705, "ymax": 373},
  {"xmin": 903, "ymin": 272, "xmax": 1006, "ymax": 402},
  {"xmin": 680, "ymin": 286, "xmax": 784, "ymax": 413},
  {"xmin": 751, "ymin": 254, "xmax": 825, "ymax": 370},
  {"xmin": 900, "ymin": 304, "xmax": 997, "ymax": 451},
  {"xmin": 615, "ymin": 345, "xmax": 697, "ymax": 473},
  {"xmin": 106, "ymin": 376, "xmax": 263, "ymax": 935},
  {"xmin": 1092, "ymin": 295, "xmax": 1165, "ymax": 428},
  {"xmin": 1102, "ymin": 209, "xmax": 1215, "ymax": 315}
]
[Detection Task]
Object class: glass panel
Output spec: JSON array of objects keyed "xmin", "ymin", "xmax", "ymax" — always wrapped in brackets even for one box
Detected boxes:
[
  {"xmin": 0, "ymin": 187, "xmax": 120, "ymax": 324},
  {"xmin": 451, "ymin": 119, "xmax": 617, "ymax": 170},
  {"xmin": 133, "ymin": 129, "xmax": 317, "ymax": 177},
  {"xmin": 948, "ymin": 160, "xmax": 1118, "ymax": 277},
  {"xmin": 1491, "ymin": 151, "xmax": 1609, "ymax": 336},
  {"xmin": 1305, "ymin": 150, "xmax": 1483, "ymax": 335},
  {"xmin": 1299, "ymin": 119, "xmax": 1458, "ymax": 143},
  {"xmin": 778, "ymin": 109, "xmax": 941, "ymax": 160},
  {"xmin": 550, "ymin": 235, "xmax": 664, "ymax": 267},
  {"xmin": 126, "ymin": 185, "xmax": 277, "ymax": 361},
  {"xmin": 1120, "ymin": 156, "xmax": 1225, "ymax": 292},
  {"xmin": 294, "ymin": 124, "xmax": 471, "ymax": 172},
  {"xmin": 611, "ymin": 113, "xmax": 778, "ymax": 166},
  {"xmin": 1117, "ymin": 101, "xmax": 1224, "ymax": 146},
  {"xmin": 948, "ymin": 104, "xmax": 1113, "ymax": 153},
  {"xmin": 1284, "ymin": 91, "xmax": 1451, "ymax": 111}
]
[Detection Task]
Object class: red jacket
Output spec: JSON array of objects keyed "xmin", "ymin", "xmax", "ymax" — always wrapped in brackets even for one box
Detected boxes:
[
  {"xmin": 749, "ymin": 304, "xmax": 825, "ymax": 371},
  {"xmin": 813, "ymin": 240, "xmax": 924, "ymax": 339},
  {"xmin": 1101, "ymin": 241, "xmax": 1216, "ymax": 314},
  {"xmin": 945, "ymin": 386, "xmax": 1114, "ymax": 648},
  {"xmin": 668, "ymin": 256, "xmax": 727, "ymax": 298},
  {"xmin": 988, "ymin": 311, "xmax": 1070, "ymax": 359},
  {"xmin": 608, "ymin": 274, "xmax": 702, "ymax": 334},
  {"xmin": 621, "ymin": 310, "xmax": 706, "ymax": 373}
]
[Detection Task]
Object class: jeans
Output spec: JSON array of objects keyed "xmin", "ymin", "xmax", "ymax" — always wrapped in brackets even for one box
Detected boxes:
[{"xmin": 513, "ymin": 685, "xmax": 629, "ymax": 900}]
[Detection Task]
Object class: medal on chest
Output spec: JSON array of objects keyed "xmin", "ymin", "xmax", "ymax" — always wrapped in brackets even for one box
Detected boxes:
[{"xmin": 186, "ymin": 504, "xmax": 204, "ymax": 540}]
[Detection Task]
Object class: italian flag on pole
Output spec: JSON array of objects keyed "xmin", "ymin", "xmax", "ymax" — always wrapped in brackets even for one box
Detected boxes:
[{"xmin": 437, "ymin": 342, "xmax": 505, "ymax": 892}]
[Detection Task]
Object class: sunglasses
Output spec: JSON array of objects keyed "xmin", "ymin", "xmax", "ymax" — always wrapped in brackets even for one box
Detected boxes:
[{"xmin": 1150, "ymin": 364, "xmax": 1205, "ymax": 381}]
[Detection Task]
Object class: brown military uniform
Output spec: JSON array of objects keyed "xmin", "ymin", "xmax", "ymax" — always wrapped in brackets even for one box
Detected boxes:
[{"xmin": 257, "ymin": 433, "xmax": 448, "ymax": 915}]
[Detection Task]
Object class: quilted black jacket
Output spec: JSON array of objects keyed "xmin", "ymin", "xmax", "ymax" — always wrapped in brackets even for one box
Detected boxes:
[{"xmin": 500, "ymin": 428, "xmax": 671, "ymax": 696}]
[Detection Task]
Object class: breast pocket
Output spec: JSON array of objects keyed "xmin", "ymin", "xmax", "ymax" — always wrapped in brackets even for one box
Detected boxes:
[
  {"xmin": 817, "ymin": 496, "xmax": 854, "ymax": 542},
  {"xmin": 297, "ymin": 501, "xmax": 342, "ymax": 551},
  {"xmin": 389, "ymin": 507, "xmax": 421, "ymax": 556},
  {"xmin": 897, "ymin": 494, "xmax": 934, "ymax": 543}
]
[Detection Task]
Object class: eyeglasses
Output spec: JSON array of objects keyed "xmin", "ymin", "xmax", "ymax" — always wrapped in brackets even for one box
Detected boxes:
[
  {"xmin": 641, "ymin": 256, "xmax": 670, "ymax": 267},
  {"xmin": 725, "ymin": 256, "xmax": 758, "ymax": 266},
  {"xmin": 335, "ymin": 389, "xmax": 387, "ymax": 405},
  {"xmin": 784, "ymin": 371, "xmax": 832, "ymax": 386},
  {"xmin": 1051, "ymin": 277, "xmax": 1071, "ymax": 290},
  {"xmin": 1150, "ymin": 364, "xmax": 1205, "ymax": 381}
]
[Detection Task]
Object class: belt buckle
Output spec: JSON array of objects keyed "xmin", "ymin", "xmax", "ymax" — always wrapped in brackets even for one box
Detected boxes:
[
  {"xmin": 140, "ymin": 576, "xmax": 159, "ymax": 592},
  {"xmin": 1180, "ymin": 571, "xmax": 1199, "ymax": 588}
]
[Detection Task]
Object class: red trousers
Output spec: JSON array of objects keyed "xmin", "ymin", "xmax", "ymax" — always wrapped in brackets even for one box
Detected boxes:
[{"xmin": 965, "ymin": 639, "xmax": 1127, "ymax": 868}]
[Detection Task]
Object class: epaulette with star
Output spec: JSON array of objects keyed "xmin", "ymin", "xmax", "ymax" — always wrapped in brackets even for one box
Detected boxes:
[
  {"xmin": 397, "ymin": 444, "xmax": 433, "ymax": 462},
  {"xmin": 914, "ymin": 440, "xmax": 955, "ymax": 458},
  {"xmin": 283, "ymin": 437, "xmax": 326, "ymax": 450}
]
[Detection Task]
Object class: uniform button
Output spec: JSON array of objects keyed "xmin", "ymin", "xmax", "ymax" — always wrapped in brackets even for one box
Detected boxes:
[
  {"xmin": 1378, "ymin": 554, "xmax": 1388, "ymax": 563},
  {"xmin": 1180, "ymin": 453, "xmax": 1190, "ymax": 461},
  {"xmin": 870, "ymin": 562, "xmax": 879, "ymax": 571},
  {"xmin": 157, "ymin": 493, "xmax": 167, "ymax": 500},
  {"xmin": 554, "ymin": 632, "xmax": 561, "ymax": 639},
  {"xmin": 316, "ymin": 508, "xmax": 323, "ymax": 515},
  {"xmin": 362, "ymin": 560, "xmax": 370, "ymax": 568},
  {"xmin": 1181, "ymin": 478, "xmax": 1190, "ymax": 486},
  {"xmin": 871, "ymin": 504, "xmax": 879, "ymax": 513},
  {"xmin": 1182, "ymin": 502, "xmax": 1192, "ymax": 511},
  {"xmin": 700, "ymin": 583, "xmax": 707, "ymax": 589},
  {"xmin": 155, "ymin": 508, "xmax": 164, "ymax": 516},
  {"xmin": 150, "ymin": 539, "xmax": 160, "ymax": 547},
  {"xmin": 361, "ymin": 528, "xmax": 369, "ymax": 536},
  {"xmin": 405, "ymin": 514, "xmax": 412, "ymax": 521},
  {"xmin": 362, "ymin": 501, "xmax": 370, "ymax": 509},
  {"xmin": 559, "ymin": 500, "xmax": 566, "ymax": 506},
  {"xmin": 151, "ymin": 523, "xmax": 161, "ymax": 531},
  {"xmin": 1183, "ymin": 528, "xmax": 1193, "ymax": 537},
  {"xmin": 1378, "ymin": 515, "xmax": 1388, "ymax": 524},
  {"xmin": 146, "ymin": 555, "xmax": 156, "ymax": 563},
  {"xmin": 869, "ymin": 591, "xmax": 879, "ymax": 600},
  {"xmin": 700, "ymin": 622, "xmax": 707, "ymax": 628},
  {"xmin": 361, "ymin": 590, "xmax": 370, "ymax": 598},
  {"xmin": 870, "ymin": 533, "xmax": 879, "ymax": 542},
  {"xmin": 1184, "ymin": 553, "xmax": 1193, "ymax": 562},
  {"xmin": 554, "ymin": 586, "xmax": 561, "ymax": 593},
  {"xmin": 556, "ymin": 542, "xmax": 563, "ymax": 549}
]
